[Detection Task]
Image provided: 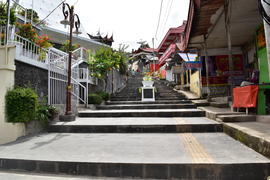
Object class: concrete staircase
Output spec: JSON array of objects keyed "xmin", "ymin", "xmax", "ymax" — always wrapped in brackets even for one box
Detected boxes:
[{"xmin": 0, "ymin": 76, "xmax": 270, "ymax": 179}]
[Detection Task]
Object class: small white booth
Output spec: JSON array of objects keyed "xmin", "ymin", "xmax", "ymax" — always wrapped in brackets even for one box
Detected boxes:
[{"xmin": 141, "ymin": 80, "xmax": 155, "ymax": 102}]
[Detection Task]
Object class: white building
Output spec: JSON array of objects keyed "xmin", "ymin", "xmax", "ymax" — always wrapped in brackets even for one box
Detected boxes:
[{"xmin": 15, "ymin": 0, "xmax": 109, "ymax": 51}]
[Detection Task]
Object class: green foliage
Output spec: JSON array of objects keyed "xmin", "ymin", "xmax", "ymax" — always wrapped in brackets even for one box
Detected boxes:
[
  {"xmin": 0, "ymin": 2, "xmax": 16, "ymax": 26},
  {"xmin": 5, "ymin": 87, "xmax": 38, "ymax": 123},
  {"xmin": 88, "ymin": 93, "xmax": 103, "ymax": 105},
  {"xmin": 60, "ymin": 40, "xmax": 80, "ymax": 53},
  {"xmin": 87, "ymin": 48, "xmax": 128, "ymax": 78},
  {"xmin": 35, "ymin": 104, "xmax": 58, "ymax": 128},
  {"xmin": 98, "ymin": 91, "xmax": 110, "ymax": 101},
  {"xmin": 16, "ymin": 23, "xmax": 37, "ymax": 42},
  {"xmin": 18, "ymin": 8, "xmax": 39, "ymax": 23}
]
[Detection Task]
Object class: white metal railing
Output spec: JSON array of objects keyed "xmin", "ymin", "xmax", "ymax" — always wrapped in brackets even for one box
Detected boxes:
[
  {"xmin": 48, "ymin": 48, "xmax": 89, "ymax": 107},
  {"xmin": 0, "ymin": 25, "xmax": 92, "ymax": 107},
  {"xmin": 78, "ymin": 68, "xmax": 98, "ymax": 85},
  {"xmin": 12, "ymin": 33, "xmax": 48, "ymax": 63},
  {"xmin": 0, "ymin": 25, "xmax": 15, "ymax": 46}
]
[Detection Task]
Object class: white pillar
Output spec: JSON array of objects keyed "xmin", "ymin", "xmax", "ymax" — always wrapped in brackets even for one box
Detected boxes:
[{"xmin": 0, "ymin": 46, "xmax": 25, "ymax": 144}]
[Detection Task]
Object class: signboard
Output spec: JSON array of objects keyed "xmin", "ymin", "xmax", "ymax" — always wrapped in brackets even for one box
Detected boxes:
[
  {"xmin": 172, "ymin": 65, "xmax": 185, "ymax": 74},
  {"xmin": 184, "ymin": 61, "xmax": 202, "ymax": 70}
]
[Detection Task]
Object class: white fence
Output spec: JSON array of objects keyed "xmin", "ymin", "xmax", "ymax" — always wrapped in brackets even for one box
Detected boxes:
[
  {"xmin": 1, "ymin": 26, "xmax": 91, "ymax": 109},
  {"xmin": 48, "ymin": 47, "xmax": 89, "ymax": 107}
]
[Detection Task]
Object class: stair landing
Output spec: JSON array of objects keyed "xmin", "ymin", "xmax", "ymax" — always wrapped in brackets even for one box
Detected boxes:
[{"xmin": 0, "ymin": 133, "xmax": 269, "ymax": 179}]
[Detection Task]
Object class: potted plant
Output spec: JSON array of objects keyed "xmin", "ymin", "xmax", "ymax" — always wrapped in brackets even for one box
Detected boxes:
[{"xmin": 142, "ymin": 75, "xmax": 154, "ymax": 87}]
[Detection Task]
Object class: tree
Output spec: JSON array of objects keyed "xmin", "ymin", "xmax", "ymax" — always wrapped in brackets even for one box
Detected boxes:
[
  {"xmin": 88, "ymin": 47, "xmax": 128, "ymax": 78},
  {"xmin": 87, "ymin": 47, "xmax": 128, "ymax": 93},
  {"xmin": 0, "ymin": 2, "xmax": 16, "ymax": 26}
]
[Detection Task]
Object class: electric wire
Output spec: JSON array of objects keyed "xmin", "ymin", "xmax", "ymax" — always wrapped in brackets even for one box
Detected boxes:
[
  {"xmin": 73, "ymin": 0, "xmax": 79, "ymax": 6},
  {"xmin": 160, "ymin": 0, "xmax": 174, "ymax": 37},
  {"xmin": 155, "ymin": 0, "xmax": 164, "ymax": 39},
  {"xmin": 35, "ymin": 0, "xmax": 66, "ymax": 26}
]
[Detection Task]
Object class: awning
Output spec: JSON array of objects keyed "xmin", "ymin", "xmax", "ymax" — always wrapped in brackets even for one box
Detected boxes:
[{"xmin": 178, "ymin": 53, "xmax": 198, "ymax": 61}]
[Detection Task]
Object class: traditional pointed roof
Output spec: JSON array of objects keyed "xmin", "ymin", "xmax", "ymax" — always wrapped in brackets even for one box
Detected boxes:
[{"xmin": 87, "ymin": 32, "xmax": 114, "ymax": 46}]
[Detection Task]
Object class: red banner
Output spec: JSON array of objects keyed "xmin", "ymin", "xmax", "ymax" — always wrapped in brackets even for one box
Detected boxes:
[{"xmin": 233, "ymin": 85, "xmax": 259, "ymax": 108}]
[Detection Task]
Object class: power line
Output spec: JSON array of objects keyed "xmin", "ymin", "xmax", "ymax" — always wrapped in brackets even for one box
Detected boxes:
[
  {"xmin": 35, "ymin": 0, "xmax": 66, "ymax": 26},
  {"xmin": 160, "ymin": 0, "xmax": 174, "ymax": 37},
  {"xmin": 155, "ymin": 0, "xmax": 164, "ymax": 39},
  {"xmin": 73, "ymin": 0, "xmax": 79, "ymax": 6}
]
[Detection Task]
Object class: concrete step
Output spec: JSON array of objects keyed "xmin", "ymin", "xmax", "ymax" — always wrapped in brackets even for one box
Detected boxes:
[
  {"xmin": 106, "ymin": 100, "xmax": 192, "ymax": 105},
  {"xmin": 198, "ymin": 107, "xmax": 245, "ymax": 120},
  {"xmin": 96, "ymin": 103, "xmax": 196, "ymax": 110},
  {"xmin": 0, "ymin": 133, "xmax": 269, "ymax": 179},
  {"xmin": 0, "ymin": 171, "xmax": 105, "ymax": 180},
  {"xmin": 217, "ymin": 115, "xmax": 256, "ymax": 122},
  {"xmin": 110, "ymin": 98, "xmax": 188, "ymax": 102},
  {"xmin": 78, "ymin": 109, "xmax": 205, "ymax": 118},
  {"xmin": 210, "ymin": 102, "xmax": 229, "ymax": 108},
  {"xmin": 155, "ymin": 97, "xmax": 187, "ymax": 101},
  {"xmin": 110, "ymin": 98, "xmax": 140, "ymax": 101},
  {"xmin": 49, "ymin": 117, "xmax": 222, "ymax": 133},
  {"xmin": 156, "ymin": 95, "xmax": 186, "ymax": 99},
  {"xmin": 192, "ymin": 99, "xmax": 210, "ymax": 107},
  {"xmin": 111, "ymin": 95, "xmax": 186, "ymax": 99}
]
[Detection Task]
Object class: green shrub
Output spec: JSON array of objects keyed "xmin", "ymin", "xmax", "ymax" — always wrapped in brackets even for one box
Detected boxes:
[
  {"xmin": 35, "ymin": 104, "xmax": 58, "ymax": 128},
  {"xmin": 5, "ymin": 87, "xmax": 38, "ymax": 123},
  {"xmin": 98, "ymin": 91, "xmax": 110, "ymax": 101},
  {"xmin": 88, "ymin": 93, "xmax": 103, "ymax": 105}
]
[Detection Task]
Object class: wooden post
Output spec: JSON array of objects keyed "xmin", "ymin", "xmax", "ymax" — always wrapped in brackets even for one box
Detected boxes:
[{"xmin": 203, "ymin": 38, "xmax": 210, "ymax": 101}]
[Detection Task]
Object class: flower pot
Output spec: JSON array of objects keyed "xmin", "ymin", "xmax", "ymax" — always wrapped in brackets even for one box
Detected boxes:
[{"xmin": 142, "ymin": 80, "xmax": 154, "ymax": 87}]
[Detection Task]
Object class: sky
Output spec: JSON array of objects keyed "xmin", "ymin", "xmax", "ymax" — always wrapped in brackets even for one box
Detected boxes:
[{"xmin": 18, "ymin": 0, "xmax": 190, "ymax": 52}]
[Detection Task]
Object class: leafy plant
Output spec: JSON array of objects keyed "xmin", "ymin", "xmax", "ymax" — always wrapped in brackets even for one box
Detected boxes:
[
  {"xmin": 36, "ymin": 34, "xmax": 52, "ymax": 49},
  {"xmin": 88, "ymin": 93, "xmax": 103, "ymax": 105},
  {"xmin": 98, "ymin": 91, "xmax": 110, "ymax": 101},
  {"xmin": 0, "ymin": 2, "xmax": 16, "ymax": 26},
  {"xmin": 5, "ymin": 87, "xmax": 38, "ymax": 123},
  {"xmin": 87, "ymin": 48, "xmax": 128, "ymax": 78},
  {"xmin": 16, "ymin": 23, "xmax": 37, "ymax": 42},
  {"xmin": 60, "ymin": 40, "xmax": 80, "ymax": 53},
  {"xmin": 143, "ymin": 76, "xmax": 153, "ymax": 81},
  {"xmin": 35, "ymin": 104, "xmax": 58, "ymax": 128},
  {"xmin": 0, "ymin": 33, "xmax": 5, "ymax": 45},
  {"xmin": 18, "ymin": 8, "xmax": 39, "ymax": 23}
]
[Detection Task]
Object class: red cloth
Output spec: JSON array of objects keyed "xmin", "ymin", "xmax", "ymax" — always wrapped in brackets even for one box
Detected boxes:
[{"xmin": 233, "ymin": 85, "xmax": 259, "ymax": 108}]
